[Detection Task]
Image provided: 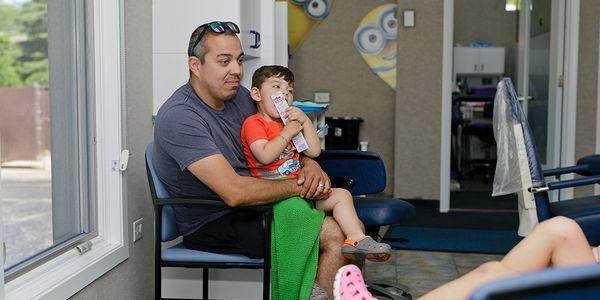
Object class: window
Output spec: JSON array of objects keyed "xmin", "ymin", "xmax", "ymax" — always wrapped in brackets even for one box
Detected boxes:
[
  {"xmin": 505, "ymin": 0, "xmax": 521, "ymax": 11},
  {"xmin": 1, "ymin": 0, "xmax": 93, "ymax": 277},
  {"xmin": 0, "ymin": 0, "xmax": 127, "ymax": 298}
]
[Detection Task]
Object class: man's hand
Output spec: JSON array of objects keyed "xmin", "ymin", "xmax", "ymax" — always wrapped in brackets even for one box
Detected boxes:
[{"xmin": 298, "ymin": 157, "xmax": 331, "ymax": 199}]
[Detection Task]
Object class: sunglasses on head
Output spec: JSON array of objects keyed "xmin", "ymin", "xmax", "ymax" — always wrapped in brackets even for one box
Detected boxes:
[{"xmin": 188, "ymin": 21, "xmax": 240, "ymax": 56}]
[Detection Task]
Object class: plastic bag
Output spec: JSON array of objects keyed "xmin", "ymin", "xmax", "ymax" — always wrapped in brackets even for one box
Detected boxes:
[{"xmin": 492, "ymin": 79, "xmax": 541, "ymax": 196}]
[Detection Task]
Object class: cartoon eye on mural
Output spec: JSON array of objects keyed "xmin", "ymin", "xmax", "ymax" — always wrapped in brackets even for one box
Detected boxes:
[
  {"xmin": 286, "ymin": 0, "xmax": 334, "ymax": 54},
  {"xmin": 353, "ymin": 4, "xmax": 397, "ymax": 89}
]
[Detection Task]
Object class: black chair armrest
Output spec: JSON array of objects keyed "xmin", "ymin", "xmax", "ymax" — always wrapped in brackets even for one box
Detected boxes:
[
  {"xmin": 330, "ymin": 176, "xmax": 356, "ymax": 190},
  {"xmin": 543, "ymin": 165, "xmax": 589, "ymax": 177},
  {"xmin": 154, "ymin": 197, "xmax": 272, "ymax": 214},
  {"xmin": 319, "ymin": 150, "xmax": 381, "ymax": 161},
  {"xmin": 547, "ymin": 175, "xmax": 600, "ymax": 191}
]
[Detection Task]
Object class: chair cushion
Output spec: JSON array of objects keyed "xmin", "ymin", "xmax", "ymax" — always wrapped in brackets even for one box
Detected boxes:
[
  {"xmin": 162, "ymin": 243, "xmax": 264, "ymax": 264},
  {"xmin": 354, "ymin": 197, "xmax": 416, "ymax": 227},
  {"xmin": 550, "ymin": 195, "xmax": 600, "ymax": 245}
]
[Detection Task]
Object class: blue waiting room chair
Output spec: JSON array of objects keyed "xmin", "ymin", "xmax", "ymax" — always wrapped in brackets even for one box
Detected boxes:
[
  {"xmin": 494, "ymin": 78, "xmax": 600, "ymax": 245},
  {"xmin": 145, "ymin": 142, "xmax": 272, "ymax": 300},
  {"xmin": 317, "ymin": 150, "xmax": 416, "ymax": 300},
  {"xmin": 317, "ymin": 150, "xmax": 416, "ymax": 238},
  {"xmin": 469, "ymin": 264, "xmax": 600, "ymax": 300}
]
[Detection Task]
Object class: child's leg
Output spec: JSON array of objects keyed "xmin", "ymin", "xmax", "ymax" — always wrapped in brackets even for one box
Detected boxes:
[
  {"xmin": 315, "ymin": 188, "xmax": 365, "ymax": 241},
  {"xmin": 316, "ymin": 188, "xmax": 391, "ymax": 262},
  {"xmin": 420, "ymin": 261, "xmax": 516, "ymax": 300},
  {"xmin": 421, "ymin": 217, "xmax": 596, "ymax": 300},
  {"xmin": 500, "ymin": 216, "xmax": 595, "ymax": 272}
]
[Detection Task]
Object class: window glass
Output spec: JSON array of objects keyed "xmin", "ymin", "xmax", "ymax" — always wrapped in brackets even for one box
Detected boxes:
[{"xmin": 0, "ymin": 0, "xmax": 91, "ymax": 273}]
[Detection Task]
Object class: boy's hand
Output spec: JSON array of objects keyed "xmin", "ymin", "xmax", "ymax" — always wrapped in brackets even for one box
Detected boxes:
[
  {"xmin": 280, "ymin": 120, "xmax": 302, "ymax": 142},
  {"xmin": 285, "ymin": 107, "xmax": 310, "ymax": 125}
]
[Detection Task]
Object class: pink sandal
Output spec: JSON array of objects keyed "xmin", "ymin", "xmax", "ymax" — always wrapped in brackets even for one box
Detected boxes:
[{"xmin": 333, "ymin": 265, "xmax": 376, "ymax": 300}]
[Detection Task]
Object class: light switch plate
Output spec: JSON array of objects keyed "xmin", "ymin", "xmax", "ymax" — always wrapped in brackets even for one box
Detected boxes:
[
  {"xmin": 133, "ymin": 218, "xmax": 144, "ymax": 242},
  {"xmin": 403, "ymin": 10, "xmax": 415, "ymax": 27},
  {"xmin": 314, "ymin": 92, "xmax": 330, "ymax": 103}
]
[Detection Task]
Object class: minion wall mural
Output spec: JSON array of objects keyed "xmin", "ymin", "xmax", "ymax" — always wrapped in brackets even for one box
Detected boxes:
[
  {"xmin": 353, "ymin": 4, "xmax": 398, "ymax": 89},
  {"xmin": 285, "ymin": 0, "xmax": 334, "ymax": 54}
]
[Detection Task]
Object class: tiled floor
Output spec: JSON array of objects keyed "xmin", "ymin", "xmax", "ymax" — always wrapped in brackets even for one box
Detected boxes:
[{"xmin": 363, "ymin": 250, "xmax": 503, "ymax": 298}]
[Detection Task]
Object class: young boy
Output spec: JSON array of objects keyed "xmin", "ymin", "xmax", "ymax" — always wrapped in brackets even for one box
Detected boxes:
[{"xmin": 241, "ymin": 65, "xmax": 391, "ymax": 262}]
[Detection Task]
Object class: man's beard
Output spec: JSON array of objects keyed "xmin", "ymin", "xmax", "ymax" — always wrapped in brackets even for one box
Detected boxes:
[{"xmin": 223, "ymin": 86, "xmax": 239, "ymax": 100}]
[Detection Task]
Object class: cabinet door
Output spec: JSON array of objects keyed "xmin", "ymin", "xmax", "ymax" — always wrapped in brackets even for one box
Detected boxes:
[
  {"xmin": 240, "ymin": 0, "xmax": 262, "ymax": 58},
  {"xmin": 453, "ymin": 47, "xmax": 480, "ymax": 74},
  {"xmin": 274, "ymin": 1, "xmax": 288, "ymax": 67},
  {"xmin": 153, "ymin": 0, "xmax": 241, "ymax": 54},
  {"xmin": 152, "ymin": 0, "xmax": 242, "ymax": 113},
  {"xmin": 240, "ymin": 0, "xmax": 276, "ymax": 88},
  {"xmin": 479, "ymin": 47, "xmax": 505, "ymax": 74}
]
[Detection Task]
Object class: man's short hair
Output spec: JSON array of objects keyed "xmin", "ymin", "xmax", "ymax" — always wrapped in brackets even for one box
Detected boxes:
[
  {"xmin": 188, "ymin": 24, "xmax": 237, "ymax": 62},
  {"xmin": 251, "ymin": 65, "xmax": 295, "ymax": 88}
]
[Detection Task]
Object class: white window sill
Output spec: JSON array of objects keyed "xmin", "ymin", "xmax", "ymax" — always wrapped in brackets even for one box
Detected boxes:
[{"xmin": 6, "ymin": 238, "xmax": 128, "ymax": 299}]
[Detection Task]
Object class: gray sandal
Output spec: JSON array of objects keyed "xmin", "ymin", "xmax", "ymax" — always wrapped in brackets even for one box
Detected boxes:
[{"xmin": 341, "ymin": 236, "xmax": 391, "ymax": 262}]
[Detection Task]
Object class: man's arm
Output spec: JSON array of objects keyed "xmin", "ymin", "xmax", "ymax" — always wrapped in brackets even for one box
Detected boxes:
[{"xmin": 188, "ymin": 153, "xmax": 300, "ymax": 207}]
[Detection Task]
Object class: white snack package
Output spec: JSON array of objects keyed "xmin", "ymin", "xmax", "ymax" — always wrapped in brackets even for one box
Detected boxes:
[{"xmin": 271, "ymin": 91, "xmax": 309, "ymax": 152}]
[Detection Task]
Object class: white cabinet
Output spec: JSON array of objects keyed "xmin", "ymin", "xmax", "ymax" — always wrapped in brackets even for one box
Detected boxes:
[
  {"xmin": 240, "ymin": 0, "xmax": 263, "ymax": 58},
  {"xmin": 453, "ymin": 47, "xmax": 505, "ymax": 75},
  {"xmin": 152, "ymin": 0, "xmax": 241, "ymax": 54},
  {"xmin": 152, "ymin": 0, "xmax": 287, "ymax": 114},
  {"xmin": 478, "ymin": 48, "xmax": 504, "ymax": 74},
  {"xmin": 454, "ymin": 47, "xmax": 480, "ymax": 74}
]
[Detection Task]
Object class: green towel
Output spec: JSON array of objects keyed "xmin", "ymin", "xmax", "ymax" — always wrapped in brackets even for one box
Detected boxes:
[{"xmin": 271, "ymin": 197, "xmax": 324, "ymax": 300}]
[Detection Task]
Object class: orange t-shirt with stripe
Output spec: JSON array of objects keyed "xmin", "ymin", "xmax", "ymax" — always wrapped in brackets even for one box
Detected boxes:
[{"xmin": 241, "ymin": 114, "xmax": 301, "ymax": 179}]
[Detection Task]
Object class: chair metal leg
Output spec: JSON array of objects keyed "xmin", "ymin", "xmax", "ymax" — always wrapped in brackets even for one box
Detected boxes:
[
  {"xmin": 263, "ymin": 212, "xmax": 272, "ymax": 300},
  {"xmin": 203, "ymin": 268, "xmax": 209, "ymax": 300},
  {"xmin": 262, "ymin": 268, "xmax": 270, "ymax": 300},
  {"xmin": 155, "ymin": 265, "xmax": 161, "ymax": 300},
  {"xmin": 155, "ymin": 205, "xmax": 162, "ymax": 300}
]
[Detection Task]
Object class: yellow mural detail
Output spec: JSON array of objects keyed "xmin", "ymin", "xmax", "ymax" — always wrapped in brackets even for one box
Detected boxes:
[
  {"xmin": 284, "ymin": 0, "xmax": 334, "ymax": 54},
  {"xmin": 354, "ymin": 4, "xmax": 397, "ymax": 89}
]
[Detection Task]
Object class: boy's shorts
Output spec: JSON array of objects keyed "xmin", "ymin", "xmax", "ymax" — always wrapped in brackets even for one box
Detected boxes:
[{"xmin": 183, "ymin": 210, "xmax": 265, "ymax": 259}]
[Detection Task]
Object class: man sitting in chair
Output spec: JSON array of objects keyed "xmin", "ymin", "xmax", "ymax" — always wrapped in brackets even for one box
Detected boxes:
[{"xmin": 152, "ymin": 21, "xmax": 346, "ymax": 298}]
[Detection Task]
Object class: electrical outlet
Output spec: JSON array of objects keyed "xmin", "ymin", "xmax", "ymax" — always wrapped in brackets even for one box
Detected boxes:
[
  {"xmin": 133, "ymin": 218, "xmax": 144, "ymax": 242},
  {"xmin": 314, "ymin": 92, "xmax": 330, "ymax": 103}
]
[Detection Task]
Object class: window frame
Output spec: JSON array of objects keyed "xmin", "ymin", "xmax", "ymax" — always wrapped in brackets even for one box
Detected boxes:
[{"xmin": 4, "ymin": 0, "xmax": 128, "ymax": 298}]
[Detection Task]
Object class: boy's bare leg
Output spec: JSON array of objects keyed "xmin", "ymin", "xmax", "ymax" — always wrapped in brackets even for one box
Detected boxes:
[
  {"xmin": 420, "ymin": 216, "xmax": 595, "ymax": 300},
  {"xmin": 316, "ymin": 216, "xmax": 348, "ymax": 298},
  {"xmin": 316, "ymin": 188, "xmax": 365, "ymax": 240}
]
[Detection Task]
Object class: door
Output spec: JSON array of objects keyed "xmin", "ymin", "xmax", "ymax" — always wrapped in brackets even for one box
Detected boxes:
[
  {"xmin": 517, "ymin": 0, "xmax": 562, "ymax": 169},
  {"xmin": 517, "ymin": 0, "xmax": 578, "ymax": 201}
]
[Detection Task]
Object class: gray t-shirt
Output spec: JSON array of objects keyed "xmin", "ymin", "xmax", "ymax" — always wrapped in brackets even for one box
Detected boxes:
[{"xmin": 153, "ymin": 83, "xmax": 257, "ymax": 236}]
